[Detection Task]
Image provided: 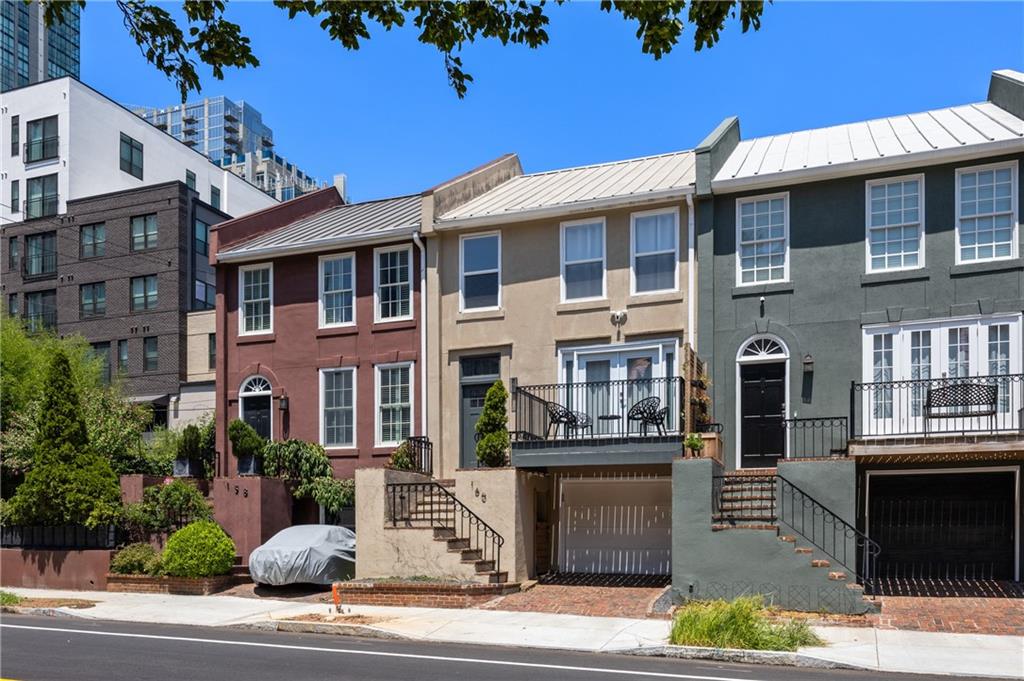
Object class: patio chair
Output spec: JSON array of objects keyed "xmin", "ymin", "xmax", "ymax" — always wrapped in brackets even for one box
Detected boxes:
[
  {"xmin": 568, "ymin": 411, "xmax": 593, "ymax": 438},
  {"xmin": 545, "ymin": 401, "xmax": 577, "ymax": 439},
  {"xmin": 627, "ymin": 396, "xmax": 666, "ymax": 436}
]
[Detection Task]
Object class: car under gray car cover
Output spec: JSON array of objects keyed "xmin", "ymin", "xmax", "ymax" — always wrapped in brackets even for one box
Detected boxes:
[{"xmin": 248, "ymin": 524, "xmax": 356, "ymax": 586}]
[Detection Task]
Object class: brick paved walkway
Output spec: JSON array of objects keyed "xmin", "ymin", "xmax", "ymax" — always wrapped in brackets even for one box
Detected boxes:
[
  {"xmin": 871, "ymin": 596, "xmax": 1024, "ymax": 636},
  {"xmin": 483, "ymin": 580, "xmax": 669, "ymax": 619}
]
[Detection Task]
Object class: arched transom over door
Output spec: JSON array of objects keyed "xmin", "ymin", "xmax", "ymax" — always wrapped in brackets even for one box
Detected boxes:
[
  {"xmin": 736, "ymin": 336, "xmax": 789, "ymax": 469},
  {"xmin": 239, "ymin": 375, "xmax": 273, "ymax": 440}
]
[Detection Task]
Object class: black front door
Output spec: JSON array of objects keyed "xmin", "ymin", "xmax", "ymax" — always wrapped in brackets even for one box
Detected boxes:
[
  {"xmin": 869, "ymin": 471, "xmax": 1016, "ymax": 582},
  {"xmin": 460, "ymin": 383, "xmax": 490, "ymax": 468},
  {"xmin": 740, "ymin": 362, "xmax": 785, "ymax": 468},
  {"xmin": 243, "ymin": 395, "xmax": 271, "ymax": 439}
]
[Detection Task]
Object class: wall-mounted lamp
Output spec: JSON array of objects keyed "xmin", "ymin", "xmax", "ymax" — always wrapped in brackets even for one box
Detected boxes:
[
  {"xmin": 802, "ymin": 354, "xmax": 814, "ymax": 373},
  {"xmin": 278, "ymin": 396, "xmax": 290, "ymax": 412}
]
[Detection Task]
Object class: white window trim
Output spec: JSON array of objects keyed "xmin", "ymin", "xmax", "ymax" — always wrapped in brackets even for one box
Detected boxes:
[
  {"xmin": 734, "ymin": 192, "xmax": 790, "ymax": 287},
  {"xmin": 318, "ymin": 252, "xmax": 356, "ymax": 329},
  {"xmin": 239, "ymin": 374, "xmax": 273, "ymax": 441},
  {"xmin": 864, "ymin": 173, "xmax": 926, "ymax": 274},
  {"xmin": 954, "ymin": 160, "xmax": 1019, "ymax": 265},
  {"xmin": 375, "ymin": 361, "xmax": 415, "ymax": 447},
  {"xmin": 237, "ymin": 262, "xmax": 273, "ymax": 336},
  {"xmin": 319, "ymin": 367, "xmax": 357, "ymax": 450},
  {"xmin": 459, "ymin": 231, "xmax": 502, "ymax": 312},
  {"xmin": 560, "ymin": 216, "xmax": 607, "ymax": 303},
  {"xmin": 557, "ymin": 337, "xmax": 679, "ymax": 384},
  {"xmin": 734, "ymin": 334, "xmax": 791, "ymax": 469},
  {"xmin": 373, "ymin": 244, "xmax": 414, "ymax": 323},
  {"xmin": 630, "ymin": 206, "xmax": 680, "ymax": 295}
]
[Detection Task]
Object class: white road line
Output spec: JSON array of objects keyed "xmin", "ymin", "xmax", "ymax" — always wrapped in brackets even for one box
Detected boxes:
[{"xmin": 1, "ymin": 623, "xmax": 762, "ymax": 681}]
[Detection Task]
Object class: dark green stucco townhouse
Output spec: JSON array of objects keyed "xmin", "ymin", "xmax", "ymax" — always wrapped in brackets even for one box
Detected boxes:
[{"xmin": 673, "ymin": 68, "xmax": 1024, "ymax": 613}]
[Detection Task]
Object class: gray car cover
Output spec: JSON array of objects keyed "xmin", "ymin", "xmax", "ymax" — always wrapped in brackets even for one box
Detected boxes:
[{"xmin": 248, "ymin": 524, "xmax": 356, "ymax": 586}]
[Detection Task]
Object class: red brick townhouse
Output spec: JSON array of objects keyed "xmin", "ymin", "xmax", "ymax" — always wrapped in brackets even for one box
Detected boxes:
[{"xmin": 209, "ymin": 187, "xmax": 427, "ymax": 478}]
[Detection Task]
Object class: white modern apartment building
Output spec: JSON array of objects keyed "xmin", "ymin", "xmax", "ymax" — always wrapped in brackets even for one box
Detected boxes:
[{"xmin": 0, "ymin": 77, "xmax": 276, "ymax": 226}]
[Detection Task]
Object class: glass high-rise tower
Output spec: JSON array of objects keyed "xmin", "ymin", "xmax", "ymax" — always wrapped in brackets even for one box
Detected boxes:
[{"xmin": 1, "ymin": 1, "xmax": 81, "ymax": 92}]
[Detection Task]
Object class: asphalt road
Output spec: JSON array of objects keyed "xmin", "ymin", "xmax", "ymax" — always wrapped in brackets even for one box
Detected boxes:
[{"xmin": 0, "ymin": 614, "xmax": 995, "ymax": 681}]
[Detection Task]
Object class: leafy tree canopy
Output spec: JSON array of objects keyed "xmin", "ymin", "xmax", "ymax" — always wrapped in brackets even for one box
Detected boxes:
[{"xmin": 40, "ymin": 0, "xmax": 765, "ymax": 100}]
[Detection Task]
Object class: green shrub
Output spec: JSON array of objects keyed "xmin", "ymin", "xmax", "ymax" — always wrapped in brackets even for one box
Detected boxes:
[
  {"xmin": 0, "ymin": 590, "xmax": 21, "ymax": 606},
  {"xmin": 161, "ymin": 521, "xmax": 236, "ymax": 578},
  {"xmin": 263, "ymin": 439, "xmax": 332, "ymax": 496},
  {"xmin": 669, "ymin": 596, "xmax": 824, "ymax": 651},
  {"xmin": 228, "ymin": 419, "xmax": 265, "ymax": 458},
  {"xmin": 308, "ymin": 477, "xmax": 355, "ymax": 513},
  {"xmin": 110, "ymin": 543, "xmax": 160, "ymax": 575},
  {"xmin": 116, "ymin": 480, "xmax": 212, "ymax": 541},
  {"xmin": 475, "ymin": 380, "xmax": 509, "ymax": 467},
  {"xmin": 684, "ymin": 433, "xmax": 705, "ymax": 455},
  {"xmin": 387, "ymin": 440, "xmax": 414, "ymax": 470},
  {"xmin": 6, "ymin": 351, "xmax": 121, "ymax": 526}
]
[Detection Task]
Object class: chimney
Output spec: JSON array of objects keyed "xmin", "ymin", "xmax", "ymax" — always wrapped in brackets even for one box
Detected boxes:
[
  {"xmin": 988, "ymin": 69, "xmax": 1024, "ymax": 119},
  {"xmin": 333, "ymin": 174, "xmax": 349, "ymax": 203}
]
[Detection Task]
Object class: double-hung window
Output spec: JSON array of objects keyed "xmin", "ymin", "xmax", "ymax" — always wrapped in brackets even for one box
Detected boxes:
[
  {"xmin": 321, "ymin": 367, "xmax": 356, "ymax": 448},
  {"xmin": 460, "ymin": 233, "xmax": 500, "ymax": 310},
  {"xmin": 130, "ymin": 275, "xmax": 158, "ymax": 311},
  {"xmin": 957, "ymin": 162, "xmax": 1017, "ymax": 263},
  {"xmin": 80, "ymin": 223, "xmax": 105, "ymax": 258},
  {"xmin": 320, "ymin": 253, "xmax": 355, "ymax": 327},
  {"xmin": 561, "ymin": 219, "xmax": 605, "ymax": 301},
  {"xmin": 119, "ymin": 133, "xmax": 143, "ymax": 180},
  {"xmin": 737, "ymin": 194, "xmax": 787, "ymax": 285},
  {"xmin": 80, "ymin": 282, "xmax": 106, "ymax": 317},
  {"xmin": 375, "ymin": 246, "xmax": 411, "ymax": 322},
  {"xmin": 131, "ymin": 214, "xmax": 158, "ymax": 251},
  {"xmin": 632, "ymin": 208, "xmax": 679, "ymax": 293},
  {"xmin": 239, "ymin": 264, "xmax": 272, "ymax": 334},
  {"xmin": 376, "ymin": 363, "xmax": 412, "ymax": 446},
  {"xmin": 866, "ymin": 176, "xmax": 923, "ymax": 272}
]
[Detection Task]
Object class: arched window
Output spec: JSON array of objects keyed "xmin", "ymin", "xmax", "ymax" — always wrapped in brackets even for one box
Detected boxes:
[
  {"xmin": 738, "ymin": 336, "xmax": 788, "ymax": 362},
  {"xmin": 240, "ymin": 375, "xmax": 272, "ymax": 395},
  {"xmin": 239, "ymin": 375, "xmax": 272, "ymax": 439}
]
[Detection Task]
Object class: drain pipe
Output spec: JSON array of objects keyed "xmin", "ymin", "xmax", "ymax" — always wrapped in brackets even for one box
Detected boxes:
[
  {"xmin": 412, "ymin": 230, "xmax": 428, "ymax": 441},
  {"xmin": 685, "ymin": 193, "xmax": 696, "ymax": 350}
]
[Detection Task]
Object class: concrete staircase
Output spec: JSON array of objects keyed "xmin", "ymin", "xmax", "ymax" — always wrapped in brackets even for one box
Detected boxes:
[{"xmin": 391, "ymin": 480, "xmax": 508, "ymax": 585}]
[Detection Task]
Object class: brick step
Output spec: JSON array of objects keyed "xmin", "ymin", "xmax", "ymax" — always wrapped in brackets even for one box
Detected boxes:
[
  {"xmin": 794, "ymin": 547, "xmax": 813, "ymax": 555},
  {"xmin": 711, "ymin": 523, "xmax": 779, "ymax": 532},
  {"xmin": 480, "ymin": 570, "xmax": 508, "ymax": 584},
  {"xmin": 828, "ymin": 571, "xmax": 847, "ymax": 581},
  {"xmin": 811, "ymin": 559, "xmax": 832, "ymax": 568},
  {"xmin": 463, "ymin": 559, "xmax": 495, "ymax": 573},
  {"xmin": 719, "ymin": 492, "xmax": 776, "ymax": 500},
  {"xmin": 444, "ymin": 537, "xmax": 470, "ymax": 551},
  {"xmin": 712, "ymin": 513, "xmax": 777, "ymax": 522},
  {"xmin": 716, "ymin": 501, "xmax": 775, "ymax": 512},
  {"xmin": 726, "ymin": 469, "xmax": 777, "ymax": 476}
]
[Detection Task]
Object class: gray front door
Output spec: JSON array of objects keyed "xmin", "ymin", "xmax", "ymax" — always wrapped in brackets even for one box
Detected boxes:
[{"xmin": 460, "ymin": 383, "xmax": 490, "ymax": 468}]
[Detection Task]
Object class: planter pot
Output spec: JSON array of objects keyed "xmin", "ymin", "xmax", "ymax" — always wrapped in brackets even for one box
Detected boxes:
[
  {"xmin": 690, "ymin": 379, "xmax": 708, "ymax": 390},
  {"xmin": 236, "ymin": 454, "xmax": 263, "ymax": 476},
  {"xmin": 172, "ymin": 457, "xmax": 204, "ymax": 478},
  {"xmin": 106, "ymin": 573, "xmax": 236, "ymax": 595}
]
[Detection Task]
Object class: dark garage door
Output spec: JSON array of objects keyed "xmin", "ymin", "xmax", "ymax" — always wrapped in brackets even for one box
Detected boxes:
[{"xmin": 869, "ymin": 471, "xmax": 1017, "ymax": 581}]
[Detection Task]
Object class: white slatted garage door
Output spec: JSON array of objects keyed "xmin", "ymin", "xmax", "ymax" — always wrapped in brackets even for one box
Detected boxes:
[{"xmin": 558, "ymin": 478, "xmax": 671, "ymax": 575}]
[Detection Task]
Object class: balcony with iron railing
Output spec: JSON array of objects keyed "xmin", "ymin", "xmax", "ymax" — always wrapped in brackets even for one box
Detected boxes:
[
  {"xmin": 23, "ymin": 136, "xmax": 59, "ymax": 164},
  {"xmin": 510, "ymin": 376, "xmax": 684, "ymax": 466},
  {"xmin": 23, "ymin": 195, "xmax": 59, "ymax": 220},
  {"xmin": 25, "ymin": 308, "xmax": 57, "ymax": 333},
  {"xmin": 21, "ymin": 251, "xmax": 57, "ymax": 280},
  {"xmin": 850, "ymin": 374, "xmax": 1024, "ymax": 450}
]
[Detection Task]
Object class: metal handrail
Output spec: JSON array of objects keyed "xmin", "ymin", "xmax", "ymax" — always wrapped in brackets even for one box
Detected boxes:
[
  {"xmin": 387, "ymin": 482, "xmax": 504, "ymax": 576},
  {"xmin": 783, "ymin": 417, "xmax": 848, "ymax": 458},
  {"xmin": 777, "ymin": 475, "xmax": 881, "ymax": 595},
  {"xmin": 404, "ymin": 436, "xmax": 433, "ymax": 477}
]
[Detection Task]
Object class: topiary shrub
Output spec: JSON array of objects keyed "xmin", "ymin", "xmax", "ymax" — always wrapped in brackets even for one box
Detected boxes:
[
  {"xmin": 228, "ymin": 419, "xmax": 264, "ymax": 457},
  {"xmin": 161, "ymin": 520, "xmax": 236, "ymax": 578},
  {"xmin": 475, "ymin": 380, "xmax": 510, "ymax": 467},
  {"xmin": 109, "ymin": 542, "xmax": 160, "ymax": 575},
  {"xmin": 387, "ymin": 440, "xmax": 414, "ymax": 470},
  {"xmin": 6, "ymin": 350, "xmax": 121, "ymax": 526}
]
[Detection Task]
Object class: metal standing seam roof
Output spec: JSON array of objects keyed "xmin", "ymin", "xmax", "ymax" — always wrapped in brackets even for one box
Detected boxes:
[
  {"xmin": 714, "ymin": 101, "xmax": 1024, "ymax": 189},
  {"xmin": 218, "ymin": 194, "xmax": 422, "ymax": 260},
  {"xmin": 438, "ymin": 149, "xmax": 696, "ymax": 224}
]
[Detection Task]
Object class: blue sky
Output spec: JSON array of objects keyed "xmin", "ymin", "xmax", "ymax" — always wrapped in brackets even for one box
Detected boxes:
[{"xmin": 82, "ymin": 2, "xmax": 1024, "ymax": 202}]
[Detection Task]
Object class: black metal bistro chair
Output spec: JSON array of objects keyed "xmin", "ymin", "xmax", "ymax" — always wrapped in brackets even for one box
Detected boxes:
[
  {"xmin": 568, "ymin": 411, "xmax": 593, "ymax": 438},
  {"xmin": 627, "ymin": 396, "xmax": 667, "ymax": 436},
  {"xmin": 545, "ymin": 401, "xmax": 577, "ymax": 439}
]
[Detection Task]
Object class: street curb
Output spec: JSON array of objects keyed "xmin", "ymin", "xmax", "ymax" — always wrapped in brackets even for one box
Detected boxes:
[
  {"xmin": 229, "ymin": 619, "xmax": 411, "ymax": 641},
  {"xmin": 1, "ymin": 606, "xmax": 80, "ymax": 618},
  {"xmin": 618, "ymin": 644, "xmax": 869, "ymax": 671}
]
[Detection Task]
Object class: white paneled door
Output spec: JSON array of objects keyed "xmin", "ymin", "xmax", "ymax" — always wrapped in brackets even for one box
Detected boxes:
[{"xmin": 558, "ymin": 478, "xmax": 671, "ymax": 575}]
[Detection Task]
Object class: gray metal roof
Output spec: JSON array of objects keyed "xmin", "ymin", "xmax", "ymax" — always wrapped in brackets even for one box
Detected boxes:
[
  {"xmin": 438, "ymin": 150, "xmax": 696, "ymax": 225},
  {"xmin": 218, "ymin": 194, "xmax": 421, "ymax": 260},
  {"xmin": 714, "ymin": 100, "xmax": 1024, "ymax": 191}
]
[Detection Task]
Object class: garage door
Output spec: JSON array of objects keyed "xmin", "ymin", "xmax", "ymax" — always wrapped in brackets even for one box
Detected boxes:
[
  {"xmin": 868, "ymin": 471, "xmax": 1018, "ymax": 581},
  {"xmin": 558, "ymin": 478, "xmax": 671, "ymax": 575}
]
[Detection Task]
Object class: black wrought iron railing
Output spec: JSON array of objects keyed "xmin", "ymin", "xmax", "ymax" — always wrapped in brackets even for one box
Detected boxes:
[
  {"xmin": 0, "ymin": 524, "xmax": 122, "ymax": 549},
  {"xmin": 851, "ymin": 374, "xmax": 1024, "ymax": 439},
  {"xmin": 24, "ymin": 136, "xmax": 59, "ymax": 163},
  {"xmin": 22, "ymin": 251, "xmax": 57, "ymax": 279},
  {"xmin": 777, "ymin": 476, "xmax": 881, "ymax": 595},
  {"xmin": 387, "ymin": 482, "xmax": 503, "ymax": 575},
  {"xmin": 512, "ymin": 376, "xmax": 684, "ymax": 444},
  {"xmin": 404, "ymin": 436, "xmax": 433, "ymax": 477},
  {"xmin": 784, "ymin": 417, "xmax": 848, "ymax": 458},
  {"xmin": 25, "ymin": 309, "xmax": 57, "ymax": 332},
  {"xmin": 24, "ymin": 194, "xmax": 59, "ymax": 219}
]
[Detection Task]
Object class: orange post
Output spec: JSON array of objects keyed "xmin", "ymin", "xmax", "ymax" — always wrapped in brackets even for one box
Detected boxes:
[{"xmin": 332, "ymin": 583, "xmax": 342, "ymax": 613}]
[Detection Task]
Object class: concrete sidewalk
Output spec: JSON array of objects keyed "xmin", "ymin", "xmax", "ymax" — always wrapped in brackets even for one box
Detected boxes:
[{"xmin": 4, "ymin": 587, "xmax": 1022, "ymax": 678}]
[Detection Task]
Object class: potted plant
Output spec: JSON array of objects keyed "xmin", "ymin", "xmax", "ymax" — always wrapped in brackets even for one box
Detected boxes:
[
  {"xmin": 684, "ymin": 432, "xmax": 706, "ymax": 458},
  {"xmin": 228, "ymin": 419, "xmax": 265, "ymax": 476},
  {"xmin": 173, "ymin": 424, "xmax": 204, "ymax": 477}
]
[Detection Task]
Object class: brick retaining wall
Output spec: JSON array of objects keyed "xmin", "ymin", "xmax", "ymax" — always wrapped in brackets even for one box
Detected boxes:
[
  {"xmin": 335, "ymin": 581, "xmax": 519, "ymax": 609},
  {"xmin": 106, "ymin": 573, "xmax": 236, "ymax": 596}
]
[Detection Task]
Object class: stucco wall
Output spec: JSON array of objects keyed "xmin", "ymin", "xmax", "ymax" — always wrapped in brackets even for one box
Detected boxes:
[
  {"xmin": 428, "ymin": 200, "xmax": 691, "ymax": 478},
  {"xmin": 697, "ymin": 153, "xmax": 1024, "ymax": 470}
]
